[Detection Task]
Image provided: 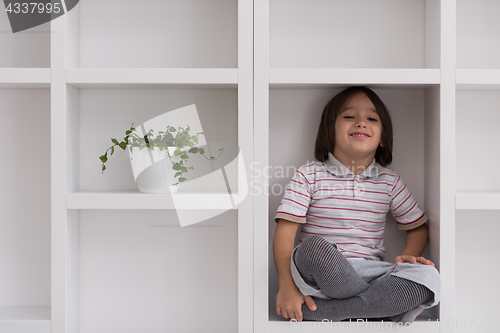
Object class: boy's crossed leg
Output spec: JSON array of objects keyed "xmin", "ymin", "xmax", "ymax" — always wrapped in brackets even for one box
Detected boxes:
[
  {"xmin": 294, "ymin": 235, "xmax": 432, "ymax": 322},
  {"xmin": 294, "ymin": 234, "xmax": 370, "ymax": 299}
]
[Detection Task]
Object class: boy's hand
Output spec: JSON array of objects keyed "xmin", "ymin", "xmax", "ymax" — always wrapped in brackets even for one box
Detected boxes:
[
  {"xmin": 276, "ymin": 285, "xmax": 317, "ymax": 322},
  {"xmin": 394, "ymin": 255, "xmax": 435, "ymax": 266}
]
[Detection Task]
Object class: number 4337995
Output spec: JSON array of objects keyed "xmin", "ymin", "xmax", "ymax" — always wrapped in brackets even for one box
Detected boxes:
[{"xmin": 6, "ymin": 2, "xmax": 62, "ymax": 14}]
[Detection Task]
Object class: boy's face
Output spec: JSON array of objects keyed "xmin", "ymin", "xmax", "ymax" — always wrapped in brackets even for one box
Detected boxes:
[{"xmin": 333, "ymin": 92, "xmax": 383, "ymax": 163}]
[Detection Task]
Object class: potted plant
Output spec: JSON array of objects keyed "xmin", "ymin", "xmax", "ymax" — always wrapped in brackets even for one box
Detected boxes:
[{"xmin": 99, "ymin": 123, "xmax": 223, "ymax": 193}]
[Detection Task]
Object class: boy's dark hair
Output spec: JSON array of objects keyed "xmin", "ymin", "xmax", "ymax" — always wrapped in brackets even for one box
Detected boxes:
[{"xmin": 314, "ymin": 86, "xmax": 393, "ymax": 167}]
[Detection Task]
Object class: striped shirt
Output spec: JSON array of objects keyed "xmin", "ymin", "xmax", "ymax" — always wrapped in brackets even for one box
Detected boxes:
[{"xmin": 274, "ymin": 152, "xmax": 428, "ymax": 261}]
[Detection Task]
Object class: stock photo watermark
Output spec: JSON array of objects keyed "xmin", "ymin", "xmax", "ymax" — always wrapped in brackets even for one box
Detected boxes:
[
  {"xmin": 289, "ymin": 318, "xmax": 492, "ymax": 330},
  {"xmin": 4, "ymin": 0, "xmax": 79, "ymax": 33},
  {"xmin": 250, "ymin": 161, "xmax": 373, "ymax": 197}
]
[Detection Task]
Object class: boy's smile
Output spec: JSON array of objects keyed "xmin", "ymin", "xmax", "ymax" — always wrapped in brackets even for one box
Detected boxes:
[{"xmin": 333, "ymin": 92, "xmax": 383, "ymax": 173}]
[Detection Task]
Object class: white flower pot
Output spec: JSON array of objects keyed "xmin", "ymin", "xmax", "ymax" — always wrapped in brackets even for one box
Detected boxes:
[{"xmin": 128, "ymin": 146, "xmax": 181, "ymax": 193}]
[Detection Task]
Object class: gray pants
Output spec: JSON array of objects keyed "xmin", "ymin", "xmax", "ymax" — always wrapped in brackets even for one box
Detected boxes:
[{"xmin": 292, "ymin": 235, "xmax": 439, "ymax": 321}]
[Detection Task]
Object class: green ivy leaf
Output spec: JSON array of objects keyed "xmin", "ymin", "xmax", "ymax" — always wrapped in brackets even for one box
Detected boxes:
[
  {"xmin": 180, "ymin": 166, "xmax": 188, "ymax": 173},
  {"xmin": 174, "ymin": 171, "xmax": 182, "ymax": 178},
  {"xmin": 173, "ymin": 163, "xmax": 181, "ymax": 171},
  {"xmin": 102, "ymin": 164, "xmax": 106, "ymax": 172},
  {"xmin": 189, "ymin": 166, "xmax": 194, "ymax": 170},
  {"xmin": 174, "ymin": 149, "xmax": 183, "ymax": 156},
  {"xmin": 199, "ymin": 148, "xmax": 205, "ymax": 154},
  {"xmin": 178, "ymin": 177, "xmax": 187, "ymax": 182},
  {"xmin": 189, "ymin": 147, "xmax": 198, "ymax": 154},
  {"xmin": 119, "ymin": 142, "xmax": 127, "ymax": 150},
  {"xmin": 192, "ymin": 136, "xmax": 198, "ymax": 144},
  {"xmin": 111, "ymin": 146, "xmax": 115, "ymax": 155},
  {"xmin": 111, "ymin": 138, "xmax": 119, "ymax": 145}
]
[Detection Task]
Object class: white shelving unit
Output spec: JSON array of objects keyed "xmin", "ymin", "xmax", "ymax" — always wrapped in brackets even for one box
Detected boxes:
[
  {"xmin": 454, "ymin": 1, "xmax": 500, "ymax": 332},
  {"xmin": 0, "ymin": 4, "xmax": 51, "ymax": 333},
  {"xmin": 2, "ymin": 0, "xmax": 499, "ymax": 332},
  {"xmin": 50, "ymin": 0, "xmax": 252, "ymax": 333},
  {"xmin": 257, "ymin": 0, "xmax": 453, "ymax": 332}
]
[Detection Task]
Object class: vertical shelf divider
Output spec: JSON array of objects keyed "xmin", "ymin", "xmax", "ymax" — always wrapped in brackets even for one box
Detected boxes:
[
  {"xmin": 52, "ymin": 13, "xmax": 79, "ymax": 333},
  {"xmin": 238, "ymin": 0, "xmax": 255, "ymax": 332},
  {"xmin": 254, "ymin": 0, "xmax": 270, "ymax": 332},
  {"xmin": 440, "ymin": 0, "xmax": 457, "ymax": 332}
]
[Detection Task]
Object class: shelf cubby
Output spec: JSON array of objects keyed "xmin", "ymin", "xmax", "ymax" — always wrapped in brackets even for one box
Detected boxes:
[
  {"xmin": 73, "ymin": 210, "xmax": 238, "ymax": 333},
  {"xmin": 266, "ymin": 85, "xmax": 441, "ymax": 327},
  {"xmin": 456, "ymin": 89, "xmax": 500, "ymax": 192},
  {"xmin": 456, "ymin": 211, "xmax": 500, "ymax": 332},
  {"xmin": 66, "ymin": 0, "xmax": 237, "ymax": 69},
  {"xmin": 66, "ymin": 86, "xmax": 238, "ymax": 196},
  {"xmin": 269, "ymin": 0, "xmax": 440, "ymax": 69},
  {"xmin": 457, "ymin": 0, "xmax": 500, "ymax": 69},
  {"xmin": 0, "ymin": 89, "xmax": 51, "ymax": 331},
  {"xmin": 0, "ymin": 10, "xmax": 50, "ymax": 68}
]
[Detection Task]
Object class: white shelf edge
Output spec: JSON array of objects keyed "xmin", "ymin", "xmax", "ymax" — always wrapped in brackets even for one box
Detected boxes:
[
  {"xmin": 0, "ymin": 307, "xmax": 50, "ymax": 321},
  {"xmin": 456, "ymin": 69, "xmax": 500, "ymax": 88},
  {"xmin": 0, "ymin": 307, "xmax": 51, "ymax": 333},
  {"xmin": 268, "ymin": 309, "xmax": 439, "ymax": 333},
  {"xmin": 0, "ymin": 68, "xmax": 51, "ymax": 88},
  {"xmin": 0, "ymin": 322, "xmax": 50, "ymax": 333},
  {"xmin": 66, "ymin": 191, "xmax": 239, "ymax": 210},
  {"xmin": 455, "ymin": 192, "xmax": 500, "ymax": 210},
  {"xmin": 268, "ymin": 321, "xmax": 440, "ymax": 333},
  {"xmin": 66, "ymin": 68, "xmax": 238, "ymax": 88},
  {"xmin": 269, "ymin": 68, "xmax": 440, "ymax": 86}
]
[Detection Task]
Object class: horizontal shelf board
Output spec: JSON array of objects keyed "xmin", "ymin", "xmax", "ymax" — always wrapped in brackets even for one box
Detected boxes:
[
  {"xmin": 269, "ymin": 68, "xmax": 440, "ymax": 86},
  {"xmin": 269, "ymin": 309, "xmax": 439, "ymax": 333},
  {"xmin": 456, "ymin": 69, "xmax": 500, "ymax": 89},
  {"xmin": 66, "ymin": 68, "xmax": 238, "ymax": 88},
  {"xmin": 455, "ymin": 192, "xmax": 500, "ymax": 210},
  {"xmin": 0, "ymin": 308, "xmax": 50, "ymax": 321},
  {"xmin": 0, "ymin": 322, "xmax": 50, "ymax": 333},
  {"xmin": 66, "ymin": 191, "xmax": 239, "ymax": 210},
  {"xmin": 0, "ymin": 69, "xmax": 50, "ymax": 88},
  {"xmin": 0, "ymin": 308, "xmax": 50, "ymax": 332}
]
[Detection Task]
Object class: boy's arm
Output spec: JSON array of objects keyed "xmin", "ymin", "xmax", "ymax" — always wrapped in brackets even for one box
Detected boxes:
[
  {"xmin": 394, "ymin": 223, "xmax": 435, "ymax": 266},
  {"xmin": 273, "ymin": 218, "xmax": 316, "ymax": 321},
  {"xmin": 273, "ymin": 218, "xmax": 300, "ymax": 289}
]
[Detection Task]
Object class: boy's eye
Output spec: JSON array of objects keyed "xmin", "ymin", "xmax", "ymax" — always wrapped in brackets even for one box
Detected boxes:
[
  {"xmin": 368, "ymin": 117, "xmax": 378, "ymax": 122},
  {"xmin": 343, "ymin": 116, "xmax": 354, "ymax": 119}
]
